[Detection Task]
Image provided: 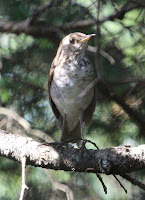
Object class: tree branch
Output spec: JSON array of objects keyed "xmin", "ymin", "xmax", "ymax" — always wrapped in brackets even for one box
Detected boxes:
[
  {"xmin": 0, "ymin": 130, "xmax": 145, "ymax": 175},
  {"xmin": 0, "ymin": 20, "xmax": 61, "ymax": 40},
  {"xmin": 0, "ymin": 1, "xmax": 144, "ymax": 38},
  {"xmin": 19, "ymin": 154, "xmax": 29, "ymax": 200},
  {"xmin": 109, "ymin": 93, "xmax": 145, "ymax": 133},
  {"xmin": 27, "ymin": 0, "xmax": 63, "ymax": 25},
  {"xmin": 60, "ymin": 1, "xmax": 145, "ymax": 29},
  {"xmin": 44, "ymin": 169, "xmax": 74, "ymax": 200},
  {"xmin": 97, "ymin": 82, "xmax": 145, "ymax": 134}
]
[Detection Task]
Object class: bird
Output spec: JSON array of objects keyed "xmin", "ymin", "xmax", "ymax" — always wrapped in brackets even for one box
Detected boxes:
[{"xmin": 48, "ymin": 32, "xmax": 96, "ymax": 145}]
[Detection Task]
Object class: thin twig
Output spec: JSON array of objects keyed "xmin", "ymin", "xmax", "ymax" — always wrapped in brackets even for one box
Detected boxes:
[
  {"xmin": 96, "ymin": 173, "xmax": 107, "ymax": 194},
  {"xmin": 70, "ymin": 1, "xmax": 97, "ymax": 24},
  {"xmin": 88, "ymin": 45, "xmax": 115, "ymax": 64},
  {"xmin": 27, "ymin": 0, "xmax": 63, "ymax": 25},
  {"xmin": 95, "ymin": 0, "xmax": 101, "ymax": 78},
  {"xmin": 0, "ymin": 117, "xmax": 7, "ymax": 128},
  {"xmin": 65, "ymin": 77, "xmax": 100, "ymax": 104},
  {"xmin": 113, "ymin": 175, "xmax": 127, "ymax": 193},
  {"xmin": 75, "ymin": 78, "xmax": 100, "ymax": 100},
  {"xmin": 44, "ymin": 169, "xmax": 74, "ymax": 200},
  {"xmin": 120, "ymin": 173, "xmax": 145, "ymax": 191},
  {"xmin": 0, "ymin": 107, "xmax": 54, "ymax": 143},
  {"xmin": 19, "ymin": 154, "xmax": 29, "ymax": 200}
]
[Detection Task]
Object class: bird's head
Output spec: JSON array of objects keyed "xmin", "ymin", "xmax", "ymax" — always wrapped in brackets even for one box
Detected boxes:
[{"xmin": 60, "ymin": 32, "xmax": 95, "ymax": 55}]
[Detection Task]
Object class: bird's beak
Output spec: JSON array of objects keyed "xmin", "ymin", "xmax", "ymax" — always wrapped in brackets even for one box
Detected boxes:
[{"xmin": 79, "ymin": 34, "xmax": 96, "ymax": 43}]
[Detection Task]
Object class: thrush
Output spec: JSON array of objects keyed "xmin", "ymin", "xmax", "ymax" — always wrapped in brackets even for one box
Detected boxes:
[{"xmin": 48, "ymin": 32, "xmax": 96, "ymax": 145}]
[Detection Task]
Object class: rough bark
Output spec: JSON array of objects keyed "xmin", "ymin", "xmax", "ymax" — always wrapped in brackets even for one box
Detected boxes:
[{"xmin": 0, "ymin": 130, "xmax": 145, "ymax": 174}]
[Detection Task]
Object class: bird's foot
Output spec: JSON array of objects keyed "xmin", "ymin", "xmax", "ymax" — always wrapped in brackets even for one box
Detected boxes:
[
  {"xmin": 80, "ymin": 139, "xmax": 87, "ymax": 158},
  {"xmin": 40, "ymin": 141, "xmax": 64, "ymax": 148},
  {"xmin": 80, "ymin": 139, "xmax": 99, "ymax": 158}
]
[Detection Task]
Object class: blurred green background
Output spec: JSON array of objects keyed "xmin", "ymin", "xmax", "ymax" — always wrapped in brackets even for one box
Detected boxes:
[{"xmin": 0, "ymin": 0, "xmax": 145, "ymax": 199}]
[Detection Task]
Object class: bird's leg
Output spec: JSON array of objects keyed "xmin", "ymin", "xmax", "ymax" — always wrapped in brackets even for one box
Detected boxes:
[
  {"xmin": 80, "ymin": 111, "xmax": 86, "ymax": 155},
  {"xmin": 80, "ymin": 112, "xmax": 84, "ymax": 141},
  {"xmin": 60, "ymin": 113, "xmax": 66, "ymax": 142}
]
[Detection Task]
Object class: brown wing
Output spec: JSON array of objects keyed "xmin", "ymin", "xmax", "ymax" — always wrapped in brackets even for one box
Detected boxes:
[
  {"xmin": 48, "ymin": 42, "xmax": 63, "ymax": 120},
  {"xmin": 48, "ymin": 62, "xmax": 60, "ymax": 119},
  {"xmin": 83, "ymin": 87, "xmax": 97, "ymax": 126}
]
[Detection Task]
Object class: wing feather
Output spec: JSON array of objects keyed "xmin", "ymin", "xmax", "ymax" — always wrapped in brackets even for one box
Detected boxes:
[
  {"xmin": 83, "ymin": 87, "xmax": 97, "ymax": 125},
  {"xmin": 48, "ymin": 62, "xmax": 60, "ymax": 119}
]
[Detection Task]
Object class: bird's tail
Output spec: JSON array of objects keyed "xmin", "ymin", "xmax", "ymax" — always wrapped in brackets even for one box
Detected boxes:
[{"xmin": 60, "ymin": 123, "xmax": 81, "ymax": 145}]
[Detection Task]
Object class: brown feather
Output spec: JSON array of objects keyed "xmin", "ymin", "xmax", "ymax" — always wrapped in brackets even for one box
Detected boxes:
[
  {"xmin": 61, "ymin": 122, "xmax": 81, "ymax": 143},
  {"xmin": 48, "ymin": 44, "xmax": 63, "ymax": 119},
  {"xmin": 84, "ymin": 87, "xmax": 97, "ymax": 125}
]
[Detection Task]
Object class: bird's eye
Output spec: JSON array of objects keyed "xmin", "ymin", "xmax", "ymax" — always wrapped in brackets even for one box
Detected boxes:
[{"xmin": 69, "ymin": 38, "xmax": 75, "ymax": 44}]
